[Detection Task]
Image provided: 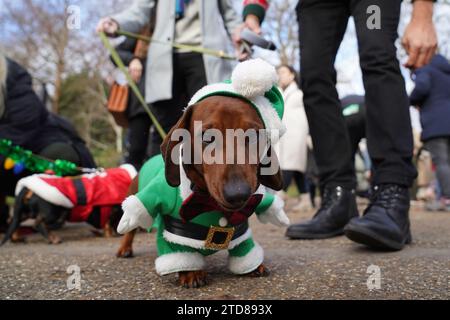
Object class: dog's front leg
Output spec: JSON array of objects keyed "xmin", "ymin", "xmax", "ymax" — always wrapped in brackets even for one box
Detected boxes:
[
  {"xmin": 246, "ymin": 264, "xmax": 270, "ymax": 277},
  {"xmin": 116, "ymin": 230, "xmax": 136, "ymax": 258},
  {"xmin": 178, "ymin": 271, "xmax": 209, "ymax": 288}
]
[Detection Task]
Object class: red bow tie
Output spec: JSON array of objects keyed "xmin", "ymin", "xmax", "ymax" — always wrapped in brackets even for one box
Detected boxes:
[{"xmin": 179, "ymin": 192, "xmax": 263, "ymax": 226}]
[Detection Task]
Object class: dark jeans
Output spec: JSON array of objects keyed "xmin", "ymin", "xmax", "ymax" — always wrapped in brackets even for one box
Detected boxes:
[
  {"xmin": 424, "ymin": 137, "xmax": 450, "ymax": 198},
  {"xmin": 126, "ymin": 114, "xmax": 152, "ymax": 171},
  {"xmin": 282, "ymin": 170, "xmax": 307, "ymax": 194},
  {"xmin": 149, "ymin": 52, "xmax": 208, "ymax": 157},
  {"xmin": 298, "ymin": 0, "xmax": 417, "ymax": 190}
]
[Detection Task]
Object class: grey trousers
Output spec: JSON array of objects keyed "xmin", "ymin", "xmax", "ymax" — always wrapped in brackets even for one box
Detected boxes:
[{"xmin": 424, "ymin": 137, "xmax": 450, "ymax": 198}]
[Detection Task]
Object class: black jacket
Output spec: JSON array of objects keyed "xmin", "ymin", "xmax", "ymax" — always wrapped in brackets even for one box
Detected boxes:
[{"xmin": 0, "ymin": 59, "xmax": 95, "ymax": 168}]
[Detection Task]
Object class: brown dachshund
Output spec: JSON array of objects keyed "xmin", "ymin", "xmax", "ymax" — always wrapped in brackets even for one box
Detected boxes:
[{"xmin": 117, "ymin": 94, "xmax": 289, "ymax": 288}]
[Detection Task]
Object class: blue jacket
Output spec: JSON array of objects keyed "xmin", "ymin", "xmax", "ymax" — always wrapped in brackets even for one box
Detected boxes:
[{"xmin": 410, "ymin": 54, "xmax": 450, "ymax": 141}]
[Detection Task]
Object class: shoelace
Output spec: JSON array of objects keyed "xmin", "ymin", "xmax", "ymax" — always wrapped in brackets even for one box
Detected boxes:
[
  {"xmin": 365, "ymin": 184, "xmax": 405, "ymax": 213},
  {"xmin": 314, "ymin": 186, "xmax": 343, "ymax": 218}
]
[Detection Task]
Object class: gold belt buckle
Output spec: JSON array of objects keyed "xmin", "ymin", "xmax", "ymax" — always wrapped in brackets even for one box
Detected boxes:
[{"xmin": 205, "ymin": 226, "xmax": 235, "ymax": 250}]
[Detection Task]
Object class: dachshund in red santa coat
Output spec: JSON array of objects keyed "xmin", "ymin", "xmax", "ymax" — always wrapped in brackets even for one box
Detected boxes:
[{"xmin": 1, "ymin": 165, "xmax": 137, "ymax": 245}]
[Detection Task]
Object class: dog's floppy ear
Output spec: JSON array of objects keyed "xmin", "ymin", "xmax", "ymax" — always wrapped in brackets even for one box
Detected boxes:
[
  {"xmin": 160, "ymin": 106, "xmax": 194, "ymax": 187},
  {"xmin": 258, "ymin": 146, "xmax": 284, "ymax": 191}
]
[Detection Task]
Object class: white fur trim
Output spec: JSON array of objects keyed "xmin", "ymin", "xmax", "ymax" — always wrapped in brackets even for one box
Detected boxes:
[
  {"xmin": 118, "ymin": 195, "xmax": 153, "ymax": 234},
  {"xmin": 15, "ymin": 175, "xmax": 74, "ymax": 208},
  {"xmin": 155, "ymin": 252, "xmax": 206, "ymax": 276},
  {"xmin": 188, "ymin": 81, "xmax": 286, "ymax": 144},
  {"xmin": 120, "ymin": 164, "xmax": 137, "ymax": 179},
  {"xmin": 228, "ymin": 242, "xmax": 264, "ymax": 275},
  {"xmin": 231, "ymin": 59, "xmax": 277, "ymax": 98},
  {"xmin": 163, "ymin": 228, "xmax": 253, "ymax": 251},
  {"xmin": 257, "ymin": 195, "xmax": 290, "ymax": 227}
]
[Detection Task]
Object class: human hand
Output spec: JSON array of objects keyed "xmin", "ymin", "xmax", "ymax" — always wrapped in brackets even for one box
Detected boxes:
[
  {"xmin": 129, "ymin": 58, "xmax": 143, "ymax": 83},
  {"xmin": 96, "ymin": 17, "xmax": 119, "ymax": 36},
  {"xmin": 402, "ymin": 0, "xmax": 437, "ymax": 70},
  {"xmin": 233, "ymin": 14, "xmax": 262, "ymax": 61}
]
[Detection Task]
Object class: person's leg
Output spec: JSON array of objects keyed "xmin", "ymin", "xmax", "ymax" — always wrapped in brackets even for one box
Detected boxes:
[
  {"xmin": 425, "ymin": 138, "xmax": 450, "ymax": 199},
  {"xmin": 293, "ymin": 171, "xmax": 306, "ymax": 194},
  {"xmin": 299, "ymin": 0, "xmax": 355, "ymax": 190},
  {"xmin": 126, "ymin": 115, "xmax": 151, "ymax": 170},
  {"xmin": 282, "ymin": 170, "xmax": 294, "ymax": 192},
  {"xmin": 286, "ymin": 0, "xmax": 359, "ymax": 239},
  {"xmin": 180, "ymin": 52, "xmax": 208, "ymax": 99},
  {"xmin": 344, "ymin": 0, "xmax": 415, "ymax": 250},
  {"xmin": 352, "ymin": 0, "xmax": 416, "ymax": 187},
  {"xmin": 149, "ymin": 54, "xmax": 186, "ymax": 157}
]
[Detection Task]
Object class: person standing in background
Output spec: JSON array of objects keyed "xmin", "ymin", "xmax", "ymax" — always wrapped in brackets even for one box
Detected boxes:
[
  {"xmin": 97, "ymin": 0, "xmax": 242, "ymax": 156},
  {"xmin": 112, "ymin": 25, "xmax": 153, "ymax": 170},
  {"xmin": 242, "ymin": 0, "xmax": 437, "ymax": 250},
  {"xmin": 277, "ymin": 65, "xmax": 311, "ymax": 211},
  {"xmin": 410, "ymin": 54, "xmax": 450, "ymax": 212}
]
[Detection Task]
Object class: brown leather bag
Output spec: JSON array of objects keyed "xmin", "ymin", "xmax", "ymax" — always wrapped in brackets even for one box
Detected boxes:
[
  {"xmin": 107, "ymin": 25, "xmax": 151, "ymax": 128},
  {"xmin": 107, "ymin": 83, "xmax": 130, "ymax": 128}
]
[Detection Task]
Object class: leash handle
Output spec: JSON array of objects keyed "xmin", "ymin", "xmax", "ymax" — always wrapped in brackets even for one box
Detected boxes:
[
  {"xmin": 99, "ymin": 32, "xmax": 167, "ymax": 140},
  {"xmin": 116, "ymin": 30, "xmax": 237, "ymax": 60}
]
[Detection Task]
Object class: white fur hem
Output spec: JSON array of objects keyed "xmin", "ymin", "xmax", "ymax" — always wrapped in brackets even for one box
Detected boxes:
[
  {"xmin": 228, "ymin": 242, "xmax": 264, "ymax": 275},
  {"xmin": 188, "ymin": 82, "xmax": 285, "ymax": 143},
  {"xmin": 118, "ymin": 195, "xmax": 153, "ymax": 234},
  {"xmin": 15, "ymin": 175, "xmax": 74, "ymax": 208},
  {"xmin": 120, "ymin": 164, "xmax": 138, "ymax": 179},
  {"xmin": 155, "ymin": 252, "xmax": 206, "ymax": 276},
  {"xmin": 163, "ymin": 228, "xmax": 252, "ymax": 251},
  {"xmin": 257, "ymin": 195, "xmax": 290, "ymax": 227}
]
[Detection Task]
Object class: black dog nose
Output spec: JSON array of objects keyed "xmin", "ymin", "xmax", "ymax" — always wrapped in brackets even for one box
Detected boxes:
[{"xmin": 223, "ymin": 181, "xmax": 252, "ymax": 206}]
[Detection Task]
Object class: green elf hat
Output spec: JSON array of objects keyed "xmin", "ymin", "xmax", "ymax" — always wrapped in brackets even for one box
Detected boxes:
[{"xmin": 188, "ymin": 58, "xmax": 286, "ymax": 144}]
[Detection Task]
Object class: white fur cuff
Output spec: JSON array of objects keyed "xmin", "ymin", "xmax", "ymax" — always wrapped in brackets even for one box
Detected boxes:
[
  {"xmin": 155, "ymin": 252, "xmax": 206, "ymax": 276},
  {"xmin": 118, "ymin": 195, "xmax": 153, "ymax": 234},
  {"xmin": 257, "ymin": 195, "xmax": 290, "ymax": 227},
  {"xmin": 228, "ymin": 242, "xmax": 264, "ymax": 275}
]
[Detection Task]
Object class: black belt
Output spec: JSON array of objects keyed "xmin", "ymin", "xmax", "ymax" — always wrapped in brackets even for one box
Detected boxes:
[{"xmin": 164, "ymin": 216, "xmax": 248, "ymax": 250}]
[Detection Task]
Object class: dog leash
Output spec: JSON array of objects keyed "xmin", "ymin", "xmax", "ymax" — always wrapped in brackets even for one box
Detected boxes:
[
  {"xmin": 99, "ymin": 32, "xmax": 167, "ymax": 140},
  {"xmin": 116, "ymin": 30, "xmax": 237, "ymax": 60}
]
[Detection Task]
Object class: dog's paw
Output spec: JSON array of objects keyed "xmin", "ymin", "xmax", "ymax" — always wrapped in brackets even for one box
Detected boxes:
[
  {"xmin": 246, "ymin": 264, "xmax": 270, "ymax": 277},
  {"xmin": 48, "ymin": 233, "xmax": 62, "ymax": 245},
  {"xmin": 178, "ymin": 271, "xmax": 209, "ymax": 289},
  {"xmin": 116, "ymin": 246, "xmax": 134, "ymax": 259}
]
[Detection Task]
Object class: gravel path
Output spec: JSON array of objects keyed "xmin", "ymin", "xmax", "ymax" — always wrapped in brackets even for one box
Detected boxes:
[{"xmin": 0, "ymin": 202, "xmax": 449, "ymax": 300}]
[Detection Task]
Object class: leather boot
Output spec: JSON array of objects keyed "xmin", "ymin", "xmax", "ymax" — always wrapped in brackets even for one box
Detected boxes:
[
  {"xmin": 286, "ymin": 186, "xmax": 358, "ymax": 239},
  {"xmin": 344, "ymin": 184, "xmax": 412, "ymax": 251}
]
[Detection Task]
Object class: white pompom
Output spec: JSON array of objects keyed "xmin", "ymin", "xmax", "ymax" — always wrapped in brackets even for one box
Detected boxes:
[{"xmin": 231, "ymin": 58, "xmax": 278, "ymax": 98}]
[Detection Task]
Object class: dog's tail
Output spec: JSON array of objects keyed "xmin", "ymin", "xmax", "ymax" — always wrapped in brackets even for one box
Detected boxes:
[{"xmin": 0, "ymin": 188, "xmax": 28, "ymax": 246}]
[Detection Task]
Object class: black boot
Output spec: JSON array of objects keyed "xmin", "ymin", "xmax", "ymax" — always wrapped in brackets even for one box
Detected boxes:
[
  {"xmin": 286, "ymin": 186, "xmax": 358, "ymax": 239},
  {"xmin": 344, "ymin": 184, "xmax": 412, "ymax": 251}
]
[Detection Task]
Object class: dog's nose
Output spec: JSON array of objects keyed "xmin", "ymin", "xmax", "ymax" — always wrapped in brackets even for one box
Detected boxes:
[{"xmin": 223, "ymin": 181, "xmax": 252, "ymax": 206}]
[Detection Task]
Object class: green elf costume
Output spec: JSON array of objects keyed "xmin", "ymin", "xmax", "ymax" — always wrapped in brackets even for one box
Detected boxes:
[{"xmin": 117, "ymin": 59, "xmax": 290, "ymax": 276}]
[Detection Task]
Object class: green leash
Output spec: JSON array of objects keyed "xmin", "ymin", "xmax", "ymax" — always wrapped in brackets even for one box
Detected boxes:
[
  {"xmin": 99, "ymin": 32, "xmax": 167, "ymax": 140},
  {"xmin": 116, "ymin": 30, "xmax": 237, "ymax": 60}
]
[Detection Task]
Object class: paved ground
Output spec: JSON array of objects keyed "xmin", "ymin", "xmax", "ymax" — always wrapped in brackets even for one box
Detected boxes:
[{"xmin": 0, "ymin": 200, "xmax": 449, "ymax": 300}]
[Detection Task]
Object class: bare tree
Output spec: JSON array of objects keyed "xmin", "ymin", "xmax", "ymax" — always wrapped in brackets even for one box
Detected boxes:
[{"xmin": 263, "ymin": 0, "xmax": 299, "ymax": 68}]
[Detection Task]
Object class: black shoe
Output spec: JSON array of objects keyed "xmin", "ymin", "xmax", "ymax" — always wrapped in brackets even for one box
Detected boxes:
[
  {"xmin": 344, "ymin": 184, "xmax": 412, "ymax": 251},
  {"xmin": 286, "ymin": 186, "xmax": 358, "ymax": 239}
]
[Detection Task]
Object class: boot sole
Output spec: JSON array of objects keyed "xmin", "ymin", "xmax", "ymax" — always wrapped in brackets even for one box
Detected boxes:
[
  {"xmin": 285, "ymin": 228, "xmax": 345, "ymax": 240},
  {"xmin": 344, "ymin": 225, "xmax": 411, "ymax": 251}
]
